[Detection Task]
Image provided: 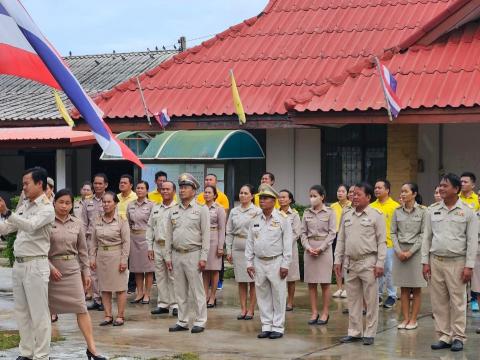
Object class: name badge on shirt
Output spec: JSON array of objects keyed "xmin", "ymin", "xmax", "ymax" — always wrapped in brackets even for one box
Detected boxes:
[
  {"xmin": 173, "ymin": 211, "xmax": 179, "ymax": 215},
  {"xmin": 434, "ymin": 211, "xmax": 441, "ymax": 215},
  {"xmin": 270, "ymin": 221, "xmax": 280, "ymax": 228},
  {"xmin": 454, "ymin": 210, "xmax": 465, "ymax": 217},
  {"xmin": 360, "ymin": 218, "xmax": 373, "ymax": 226},
  {"xmin": 154, "ymin": 211, "xmax": 159, "ymax": 215}
]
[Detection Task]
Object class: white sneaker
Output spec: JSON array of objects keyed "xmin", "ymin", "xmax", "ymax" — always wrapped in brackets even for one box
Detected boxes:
[
  {"xmin": 333, "ymin": 289, "xmax": 343, "ymax": 298},
  {"xmin": 341, "ymin": 290, "xmax": 347, "ymax": 298},
  {"xmin": 405, "ymin": 322, "xmax": 418, "ymax": 330}
]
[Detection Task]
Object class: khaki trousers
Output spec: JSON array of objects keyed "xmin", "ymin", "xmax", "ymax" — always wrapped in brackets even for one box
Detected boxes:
[
  {"xmin": 13, "ymin": 258, "xmax": 51, "ymax": 360},
  {"xmin": 172, "ymin": 249, "xmax": 207, "ymax": 328},
  {"xmin": 430, "ymin": 256, "xmax": 467, "ymax": 343},
  {"xmin": 87, "ymin": 234, "xmax": 100, "ymax": 301},
  {"xmin": 154, "ymin": 243, "xmax": 177, "ymax": 309},
  {"xmin": 254, "ymin": 256, "xmax": 287, "ymax": 333},
  {"xmin": 345, "ymin": 255, "xmax": 379, "ymax": 338}
]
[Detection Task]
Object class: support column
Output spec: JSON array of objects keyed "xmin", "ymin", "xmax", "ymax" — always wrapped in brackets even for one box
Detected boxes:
[{"xmin": 56, "ymin": 149, "xmax": 66, "ymax": 190}]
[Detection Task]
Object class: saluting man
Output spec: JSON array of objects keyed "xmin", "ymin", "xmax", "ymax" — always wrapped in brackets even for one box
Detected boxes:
[
  {"xmin": 165, "ymin": 173, "xmax": 210, "ymax": 333},
  {"xmin": 422, "ymin": 173, "xmax": 478, "ymax": 352},
  {"xmin": 0, "ymin": 167, "xmax": 55, "ymax": 360},
  {"xmin": 246, "ymin": 184, "xmax": 292, "ymax": 339},
  {"xmin": 334, "ymin": 182, "xmax": 386, "ymax": 346}
]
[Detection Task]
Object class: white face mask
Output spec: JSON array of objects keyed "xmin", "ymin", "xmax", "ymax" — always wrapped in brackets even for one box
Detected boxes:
[{"xmin": 310, "ymin": 197, "xmax": 322, "ymax": 207}]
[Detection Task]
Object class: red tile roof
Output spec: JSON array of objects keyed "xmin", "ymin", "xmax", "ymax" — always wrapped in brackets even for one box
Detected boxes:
[
  {"xmin": 0, "ymin": 126, "xmax": 95, "ymax": 146},
  {"xmin": 288, "ymin": 19, "xmax": 480, "ymax": 112},
  {"xmin": 95, "ymin": 0, "xmax": 471, "ymax": 119}
]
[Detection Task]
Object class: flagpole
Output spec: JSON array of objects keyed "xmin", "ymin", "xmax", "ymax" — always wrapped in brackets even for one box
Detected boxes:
[
  {"xmin": 374, "ymin": 57, "xmax": 393, "ymax": 122},
  {"xmin": 136, "ymin": 76, "xmax": 152, "ymax": 126}
]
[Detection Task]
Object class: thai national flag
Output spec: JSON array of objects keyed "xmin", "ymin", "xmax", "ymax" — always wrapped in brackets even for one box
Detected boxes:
[
  {"xmin": 154, "ymin": 109, "xmax": 171, "ymax": 128},
  {"xmin": 0, "ymin": 0, "xmax": 143, "ymax": 168},
  {"xmin": 378, "ymin": 63, "xmax": 402, "ymax": 118}
]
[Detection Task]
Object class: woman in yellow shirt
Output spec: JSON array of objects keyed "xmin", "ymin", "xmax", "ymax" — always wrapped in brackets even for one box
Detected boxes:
[{"xmin": 330, "ymin": 184, "xmax": 351, "ymax": 298}]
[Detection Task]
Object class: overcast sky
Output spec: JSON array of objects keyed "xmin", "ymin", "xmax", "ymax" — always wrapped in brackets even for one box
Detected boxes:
[{"xmin": 22, "ymin": 0, "xmax": 267, "ymax": 56}]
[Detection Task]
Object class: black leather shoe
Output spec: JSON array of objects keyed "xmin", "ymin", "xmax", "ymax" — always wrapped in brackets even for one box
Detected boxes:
[
  {"xmin": 269, "ymin": 331, "xmax": 283, "ymax": 339},
  {"xmin": 16, "ymin": 357, "xmax": 33, "ymax": 360},
  {"xmin": 151, "ymin": 307, "xmax": 169, "ymax": 315},
  {"xmin": 86, "ymin": 348, "xmax": 107, "ymax": 360},
  {"xmin": 308, "ymin": 314, "xmax": 319, "ymax": 325},
  {"xmin": 87, "ymin": 301, "xmax": 101, "ymax": 310},
  {"xmin": 169, "ymin": 324, "xmax": 189, "ymax": 332},
  {"xmin": 340, "ymin": 335, "xmax": 362, "ymax": 343},
  {"xmin": 257, "ymin": 331, "xmax": 271, "ymax": 339},
  {"xmin": 431, "ymin": 341, "xmax": 451, "ymax": 350},
  {"xmin": 191, "ymin": 326, "xmax": 205, "ymax": 333},
  {"xmin": 451, "ymin": 339, "xmax": 463, "ymax": 352},
  {"xmin": 172, "ymin": 308, "xmax": 178, "ymax": 317},
  {"xmin": 317, "ymin": 315, "xmax": 329, "ymax": 325},
  {"xmin": 363, "ymin": 337, "xmax": 374, "ymax": 345}
]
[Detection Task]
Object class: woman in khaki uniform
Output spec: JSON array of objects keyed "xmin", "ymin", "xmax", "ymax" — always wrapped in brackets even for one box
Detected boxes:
[
  {"xmin": 226, "ymin": 184, "xmax": 261, "ymax": 320},
  {"xmin": 202, "ymin": 185, "xmax": 226, "ymax": 308},
  {"xmin": 90, "ymin": 191, "xmax": 130, "ymax": 327},
  {"xmin": 73, "ymin": 181, "xmax": 93, "ymax": 219},
  {"xmin": 48, "ymin": 189, "xmax": 105, "ymax": 360},
  {"xmin": 301, "ymin": 185, "xmax": 336, "ymax": 325},
  {"xmin": 278, "ymin": 189, "xmax": 301, "ymax": 311},
  {"xmin": 127, "ymin": 181, "xmax": 154, "ymax": 304},
  {"xmin": 392, "ymin": 183, "xmax": 427, "ymax": 330}
]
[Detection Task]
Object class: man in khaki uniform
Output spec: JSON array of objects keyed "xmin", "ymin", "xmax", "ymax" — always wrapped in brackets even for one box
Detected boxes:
[
  {"xmin": 246, "ymin": 184, "xmax": 292, "ymax": 339},
  {"xmin": 422, "ymin": 173, "xmax": 478, "ymax": 352},
  {"xmin": 81, "ymin": 173, "xmax": 108, "ymax": 311},
  {"xmin": 147, "ymin": 180, "xmax": 178, "ymax": 316},
  {"xmin": 335, "ymin": 182, "xmax": 386, "ymax": 346},
  {"xmin": 165, "ymin": 173, "xmax": 210, "ymax": 333},
  {"xmin": 0, "ymin": 167, "xmax": 55, "ymax": 360}
]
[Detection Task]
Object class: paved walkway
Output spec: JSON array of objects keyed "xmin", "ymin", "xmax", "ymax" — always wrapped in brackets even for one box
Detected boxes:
[{"xmin": 1, "ymin": 266, "xmax": 480, "ymax": 359}]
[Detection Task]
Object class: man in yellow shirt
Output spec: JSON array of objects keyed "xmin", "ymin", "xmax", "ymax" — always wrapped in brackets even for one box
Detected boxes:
[
  {"xmin": 148, "ymin": 170, "xmax": 178, "ymax": 204},
  {"xmin": 196, "ymin": 174, "xmax": 230, "ymax": 210},
  {"xmin": 117, "ymin": 174, "xmax": 138, "ymax": 220},
  {"xmin": 459, "ymin": 172, "xmax": 480, "ymax": 211},
  {"xmin": 370, "ymin": 179, "xmax": 400, "ymax": 308},
  {"xmin": 254, "ymin": 172, "xmax": 280, "ymax": 209}
]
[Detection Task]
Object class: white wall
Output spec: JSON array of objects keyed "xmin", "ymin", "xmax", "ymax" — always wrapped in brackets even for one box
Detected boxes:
[
  {"xmin": 266, "ymin": 128, "xmax": 321, "ymax": 205},
  {"xmin": 418, "ymin": 123, "xmax": 480, "ymax": 204}
]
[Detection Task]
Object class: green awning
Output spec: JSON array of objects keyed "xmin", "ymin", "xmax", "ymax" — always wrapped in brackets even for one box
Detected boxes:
[{"xmin": 101, "ymin": 130, "xmax": 264, "ymax": 161}]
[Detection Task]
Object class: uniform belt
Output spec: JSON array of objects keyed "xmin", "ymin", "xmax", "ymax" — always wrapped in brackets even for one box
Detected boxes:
[
  {"xmin": 50, "ymin": 254, "xmax": 76, "ymax": 260},
  {"xmin": 155, "ymin": 239, "xmax": 166, "ymax": 246},
  {"xmin": 348, "ymin": 254, "xmax": 375, "ymax": 262},
  {"xmin": 131, "ymin": 229, "xmax": 147, "ymax": 234},
  {"xmin": 174, "ymin": 246, "xmax": 201, "ymax": 254},
  {"xmin": 433, "ymin": 255, "xmax": 465, "ymax": 262},
  {"xmin": 210, "ymin": 227, "xmax": 218, "ymax": 231},
  {"xmin": 15, "ymin": 255, "xmax": 47, "ymax": 263},
  {"xmin": 99, "ymin": 244, "xmax": 122, "ymax": 251},
  {"xmin": 234, "ymin": 234, "xmax": 247, "ymax": 239},
  {"xmin": 257, "ymin": 255, "xmax": 281, "ymax": 261},
  {"xmin": 308, "ymin": 236, "xmax": 327, "ymax": 241}
]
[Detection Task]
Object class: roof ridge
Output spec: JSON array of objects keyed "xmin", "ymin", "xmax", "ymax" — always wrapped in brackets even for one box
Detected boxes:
[{"xmin": 64, "ymin": 50, "xmax": 177, "ymax": 59}]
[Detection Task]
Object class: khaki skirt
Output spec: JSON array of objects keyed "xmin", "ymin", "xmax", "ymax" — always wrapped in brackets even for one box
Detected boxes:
[
  {"xmin": 48, "ymin": 258, "xmax": 87, "ymax": 314},
  {"xmin": 287, "ymin": 240, "xmax": 300, "ymax": 282},
  {"xmin": 392, "ymin": 243, "xmax": 427, "ymax": 288},
  {"xmin": 206, "ymin": 230, "xmax": 222, "ymax": 271},
  {"xmin": 129, "ymin": 231, "xmax": 155, "ymax": 273},
  {"xmin": 303, "ymin": 238, "xmax": 333, "ymax": 284},
  {"xmin": 233, "ymin": 235, "xmax": 253, "ymax": 283},
  {"xmin": 471, "ymin": 254, "xmax": 480, "ymax": 292},
  {"xmin": 97, "ymin": 248, "xmax": 129, "ymax": 292}
]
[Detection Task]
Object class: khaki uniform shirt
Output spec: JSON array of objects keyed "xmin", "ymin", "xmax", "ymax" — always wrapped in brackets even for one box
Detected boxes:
[
  {"xmin": 391, "ymin": 203, "xmax": 426, "ymax": 255},
  {"xmin": 126, "ymin": 199, "xmax": 153, "ymax": 231},
  {"xmin": 245, "ymin": 209, "xmax": 293, "ymax": 269},
  {"xmin": 335, "ymin": 205, "xmax": 387, "ymax": 268},
  {"xmin": 279, "ymin": 207, "xmax": 301, "ymax": 242},
  {"xmin": 225, "ymin": 203, "xmax": 262, "ymax": 256},
  {"xmin": 90, "ymin": 214, "xmax": 130, "ymax": 263},
  {"xmin": 81, "ymin": 195, "xmax": 105, "ymax": 237},
  {"xmin": 300, "ymin": 206, "xmax": 336, "ymax": 251},
  {"xmin": 421, "ymin": 199, "xmax": 478, "ymax": 268},
  {"xmin": 73, "ymin": 199, "xmax": 84, "ymax": 219},
  {"xmin": 146, "ymin": 201, "xmax": 176, "ymax": 251},
  {"xmin": 165, "ymin": 199, "xmax": 210, "ymax": 262},
  {"xmin": 49, "ymin": 215, "xmax": 90, "ymax": 277},
  {"xmin": 208, "ymin": 202, "xmax": 226, "ymax": 251},
  {"xmin": 0, "ymin": 194, "xmax": 55, "ymax": 257}
]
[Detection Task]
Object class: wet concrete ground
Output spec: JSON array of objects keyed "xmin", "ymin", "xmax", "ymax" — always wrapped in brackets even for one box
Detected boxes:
[{"xmin": 1, "ymin": 266, "xmax": 480, "ymax": 359}]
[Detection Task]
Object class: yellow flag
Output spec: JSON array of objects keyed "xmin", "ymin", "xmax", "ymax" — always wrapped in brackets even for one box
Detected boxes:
[
  {"xmin": 53, "ymin": 89, "xmax": 75, "ymax": 127},
  {"xmin": 230, "ymin": 70, "xmax": 246, "ymax": 125}
]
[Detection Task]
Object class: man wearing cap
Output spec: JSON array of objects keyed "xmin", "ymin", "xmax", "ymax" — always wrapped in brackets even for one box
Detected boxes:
[
  {"xmin": 165, "ymin": 173, "xmax": 210, "ymax": 334},
  {"xmin": 246, "ymin": 184, "xmax": 292, "ymax": 339}
]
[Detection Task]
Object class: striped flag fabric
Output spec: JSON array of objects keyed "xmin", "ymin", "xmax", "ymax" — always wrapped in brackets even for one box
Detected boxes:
[
  {"xmin": 378, "ymin": 62, "xmax": 402, "ymax": 118},
  {"xmin": 0, "ymin": 0, "xmax": 143, "ymax": 168},
  {"xmin": 153, "ymin": 108, "xmax": 171, "ymax": 128}
]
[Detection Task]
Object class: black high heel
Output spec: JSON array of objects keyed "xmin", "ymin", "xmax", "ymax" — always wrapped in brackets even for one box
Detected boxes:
[
  {"xmin": 207, "ymin": 298, "xmax": 217, "ymax": 308},
  {"xmin": 308, "ymin": 314, "xmax": 320, "ymax": 325},
  {"xmin": 86, "ymin": 348, "xmax": 107, "ymax": 360}
]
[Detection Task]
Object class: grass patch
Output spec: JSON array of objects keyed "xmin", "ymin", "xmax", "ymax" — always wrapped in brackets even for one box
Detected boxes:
[
  {"xmin": 0, "ymin": 330, "xmax": 64, "ymax": 350},
  {"xmin": 169, "ymin": 353, "xmax": 200, "ymax": 360},
  {"xmin": 223, "ymin": 266, "xmax": 235, "ymax": 280}
]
